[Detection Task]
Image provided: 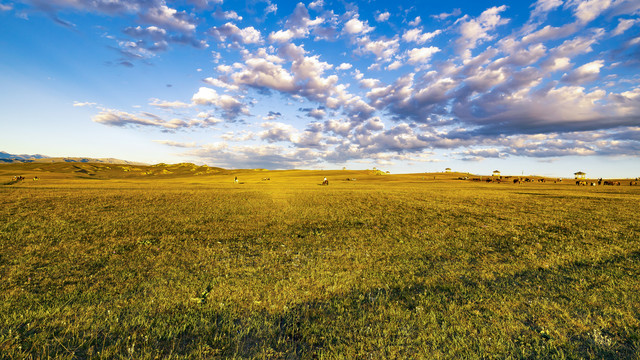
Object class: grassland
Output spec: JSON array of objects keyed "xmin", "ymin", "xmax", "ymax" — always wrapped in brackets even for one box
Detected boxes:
[{"xmin": 1, "ymin": 163, "xmax": 639, "ymax": 359}]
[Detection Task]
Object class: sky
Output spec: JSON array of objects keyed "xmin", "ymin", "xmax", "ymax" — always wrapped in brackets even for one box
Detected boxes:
[{"xmin": 1, "ymin": 0, "xmax": 639, "ymax": 177}]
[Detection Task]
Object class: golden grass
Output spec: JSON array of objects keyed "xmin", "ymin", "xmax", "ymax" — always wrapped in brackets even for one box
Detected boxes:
[{"xmin": 1, "ymin": 164, "xmax": 639, "ymax": 358}]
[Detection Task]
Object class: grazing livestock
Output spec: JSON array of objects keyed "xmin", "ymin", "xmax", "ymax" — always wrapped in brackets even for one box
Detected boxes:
[
  {"xmin": 576, "ymin": 180, "xmax": 587, "ymax": 186},
  {"xmin": 631, "ymin": 181, "xmax": 637, "ymax": 186}
]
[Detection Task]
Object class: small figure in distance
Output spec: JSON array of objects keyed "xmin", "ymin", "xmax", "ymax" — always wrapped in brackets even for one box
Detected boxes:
[
  {"xmin": 234, "ymin": 176, "xmax": 238, "ymax": 184},
  {"xmin": 322, "ymin": 177, "xmax": 329, "ymax": 186}
]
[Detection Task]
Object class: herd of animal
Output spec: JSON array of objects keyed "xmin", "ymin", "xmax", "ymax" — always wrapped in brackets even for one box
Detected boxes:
[
  {"xmin": 575, "ymin": 178, "xmax": 639, "ymax": 186},
  {"xmin": 466, "ymin": 176, "xmax": 638, "ymax": 186}
]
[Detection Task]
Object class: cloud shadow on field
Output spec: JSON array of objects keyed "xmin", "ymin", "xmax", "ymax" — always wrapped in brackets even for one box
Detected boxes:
[{"xmin": 8, "ymin": 249, "xmax": 639, "ymax": 358}]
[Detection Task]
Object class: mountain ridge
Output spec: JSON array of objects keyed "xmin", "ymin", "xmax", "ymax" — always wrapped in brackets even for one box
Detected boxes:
[{"xmin": 0, "ymin": 151, "xmax": 147, "ymax": 165}]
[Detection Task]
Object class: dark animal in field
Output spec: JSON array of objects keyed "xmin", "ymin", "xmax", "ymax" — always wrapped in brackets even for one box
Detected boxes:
[
  {"xmin": 262, "ymin": 178, "xmax": 270, "ymax": 181},
  {"xmin": 486, "ymin": 178, "xmax": 493, "ymax": 183},
  {"xmin": 322, "ymin": 179, "xmax": 329, "ymax": 185},
  {"xmin": 631, "ymin": 181, "xmax": 637, "ymax": 186},
  {"xmin": 513, "ymin": 179, "xmax": 521, "ymax": 184},
  {"xmin": 472, "ymin": 178, "xmax": 482, "ymax": 182},
  {"xmin": 576, "ymin": 180, "xmax": 587, "ymax": 186},
  {"xmin": 614, "ymin": 181, "xmax": 620, "ymax": 186},
  {"xmin": 603, "ymin": 180, "xmax": 613, "ymax": 185},
  {"xmin": 598, "ymin": 178, "xmax": 603, "ymax": 185},
  {"xmin": 538, "ymin": 179, "xmax": 545, "ymax": 183}
]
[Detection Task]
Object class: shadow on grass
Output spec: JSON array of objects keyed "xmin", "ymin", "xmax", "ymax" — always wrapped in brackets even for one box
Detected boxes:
[{"xmin": 5, "ymin": 251, "xmax": 640, "ymax": 359}]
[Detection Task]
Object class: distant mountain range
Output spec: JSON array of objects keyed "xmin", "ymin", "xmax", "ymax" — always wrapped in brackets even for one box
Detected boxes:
[{"xmin": 0, "ymin": 151, "xmax": 147, "ymax": 165}]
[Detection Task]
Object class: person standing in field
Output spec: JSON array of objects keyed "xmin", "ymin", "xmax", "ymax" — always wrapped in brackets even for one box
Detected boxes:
[{"xmin": 234, "ymin": 176, "xmax": 238, "ymax": 183}]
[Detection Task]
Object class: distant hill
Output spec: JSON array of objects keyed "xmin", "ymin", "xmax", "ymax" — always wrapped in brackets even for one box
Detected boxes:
[{"xmin": 0, "ymin": 151, "xmax": 147, "ymax": 165}]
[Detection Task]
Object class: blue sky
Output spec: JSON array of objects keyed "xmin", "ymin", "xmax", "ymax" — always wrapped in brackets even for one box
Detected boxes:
[{"xmin": 1, "ymin": 0, "xmax": 639, "ymax": 177}]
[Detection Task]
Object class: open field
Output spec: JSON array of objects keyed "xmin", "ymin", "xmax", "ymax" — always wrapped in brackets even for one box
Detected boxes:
[{"xmin": 1, "ymin": 163, "xmax": 639, "ymax": 359}]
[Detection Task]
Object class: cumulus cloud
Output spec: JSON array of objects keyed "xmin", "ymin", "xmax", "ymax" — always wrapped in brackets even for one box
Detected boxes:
[
  {"xmin": 565, "ymin": 0, "xmax": 613, "ymax": 24},
  {"xmin": 139, "ymin": 5, "xmax": 197, "ymax": 33},
  {"xmin": 209, "ymin": 22, "xmax": 262, "ymax": 44},
  {"xmin": 455, "ymin": 5, "xmax": 510, "ymax": 56},
  {"xmin": 376, "ymin": 12, "xmax": 390, "ymax": 22},
  {"xmin": 191, "ymin": 87, "xmax": 248, "ymax": 119},
  {"xmin": 336, "ymin": 62, "xmax": 352, "ymax": 70},
  {"xmin": 268, "ymin": 3, "xmax": 323, "ymax": 42},
  {"xmin": 344, "ymin": 17, "xmax": 374, "ymax": 34},
  {"xmin": 212, "ymin": 9, "xmax": 242, "ymax": 21},
  {"xmin": 408, "ymin": 16, "xmax": 421, "ymax": 27},
  {"xmin": 402, "ymin": 28, "xmax": 442, "ymax": 44},
  {"xmin": 560, "ymin": 60, "xmax": 604, "ymax": 84},
  {"xmin": 149, "ymin": 99, "xmax": 192, "ymax": 109},
  {"xmin": 407, "ymin": 46, "xmax": 441, "ymax": 64}
]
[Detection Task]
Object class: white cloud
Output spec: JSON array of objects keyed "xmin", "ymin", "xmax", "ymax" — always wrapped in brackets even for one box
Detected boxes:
[
  {"xmin": 268, "ymin": 3, "xmax": 323, "ymax": 42},
  {"xmin": 455, "ymin": 5, "xmax": 509, "ymax": 55},
  {"xmin": 408, "ymin": 16, "xmax": 421, "ymax": 27},
  {"xmin": 530, "ymin": 0, "xmax": 563, "ymax": 19},
  {"xmin": 0, "ymin": 3, "xmax": 13, "ymax": 11},
  {"xmin": 407, "ymin": 46, "xmax": 441, "ymax": 64},
  {"xmin": 265, "ymin": 3, "xmax": 277, "ymax": 15},
  {"xmin": 191, "ymin": 87, "xmax": 248, "ymax": 119},
  {"xmin": 387, "ymin": 61, "xmax": 402, "ymax": 70},
  {"xmin": 73, "ymin": 101, "xmax": 97, "ymax": 107},
  {"xmin": 356, "ymin": 36, "xmax": 399, "ymax": 62},
  {"xmin": 149, "ymin": 99, "xmax": 192, "ymax": 109},
  {"xmin": 92, "ymin": 109, "xmax": 187, "ymax": 129},
  {"xmin": 309, "ymin": 0, "xmax": 324, "ymax": 10},
  {"xmin": 561, "ymin": 60, "xmax": 604, "ymax": 84},
  {"xmin": 203, "ymin": 77, "xmax": 240, "ymax": 91},
  {"xmin": 336, "ymin": 63, "xmax": 352, "ymax": 70},
  {"xmin": 612, "ymin": 18, "xmax": 637, "ymax": 36},
  {"xmin": 344, "ymin": 17, "xmax": 374, "ymax": 34},
  {"xmin": 209, "ymin": 22, "xmax": 262, "ymax": 44},
  {"xmin": 153, "ymin": 140, "xmax": 197, "ymax": 148},
  {"xmin": 566, "ymin": 0, "xmax": 612, "ymax": 24},
  {"xmin": 140, "ymin": 5, "xmax": 196, "ymax": 33},
  {"xmin": 402, "ymin": 28, "xmax": 442, "ymax": 44},
  {"xmin": 376, "ymin": 12, "xmax": 390, "ymax": 22},
  {"xmin": 212, "ymin": 9, "xmax": 243, "ymax": 21},
  {"xmin": 432, "ymin": 8, "xmax": 461, "ymax": 20}
]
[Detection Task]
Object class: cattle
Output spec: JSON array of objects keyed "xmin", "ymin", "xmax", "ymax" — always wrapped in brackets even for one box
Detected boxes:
[
  {"xmin": 322, "ymin": 179, "xmax": 329, "ymax": 185},
  {"xmin": 576, "ymin": 180, "xmax": 587, "ymax": 186},
  {"xmin": 513, "ymin": 179, "xmax": 521, "ymax": 184},
  {"xmin": 631, "ymin": 181, "xmax": 638, "ymax": 186}
]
